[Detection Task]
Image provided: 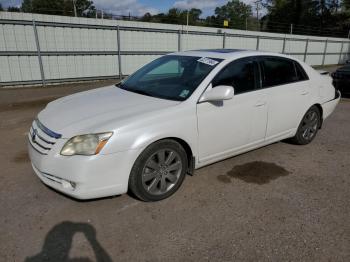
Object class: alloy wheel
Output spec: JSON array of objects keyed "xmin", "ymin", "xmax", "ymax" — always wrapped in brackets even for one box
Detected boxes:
[
  {"xmin": 301, "ymin": 110, "xmax": 319, "ymax": 141},
  {"xmin": 141, "ymin": 149, "xmax": 183, "ymax": 195}
]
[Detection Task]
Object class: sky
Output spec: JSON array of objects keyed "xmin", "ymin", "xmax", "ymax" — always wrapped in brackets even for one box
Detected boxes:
[{"xmin": 0, "ymin": 0, "xmax": 256, "ymax": 17}]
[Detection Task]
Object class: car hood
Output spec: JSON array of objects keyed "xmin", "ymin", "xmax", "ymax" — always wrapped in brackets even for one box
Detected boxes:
[{"xmin": 38, "ymin": 86, "xmax": 180, "ymax": 138}]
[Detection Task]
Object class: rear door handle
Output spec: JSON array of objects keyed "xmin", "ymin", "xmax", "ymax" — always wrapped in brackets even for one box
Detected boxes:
[
  {"xmin": 301, "ymin": 91, "xmax": 309, "ymax": 95},
  {"xmin": 255, "ymin": 101, "xmax": 266, "ymax": 107}
]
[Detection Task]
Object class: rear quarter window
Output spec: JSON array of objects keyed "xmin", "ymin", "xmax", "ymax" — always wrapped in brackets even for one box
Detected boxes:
[{"xmin": 294, "ymin": 61, "xmax": 309, "ymax": 81}]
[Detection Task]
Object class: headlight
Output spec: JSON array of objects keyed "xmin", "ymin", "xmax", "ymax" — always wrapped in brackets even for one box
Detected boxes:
[{"xmin": 60, "ymin": 132, "xmax": 113, "ymax": 156}]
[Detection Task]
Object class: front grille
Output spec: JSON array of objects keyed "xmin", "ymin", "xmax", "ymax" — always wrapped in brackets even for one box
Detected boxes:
[{"xmin": 28, "ymin": 119, "xmax": 61, "ymax": 155}]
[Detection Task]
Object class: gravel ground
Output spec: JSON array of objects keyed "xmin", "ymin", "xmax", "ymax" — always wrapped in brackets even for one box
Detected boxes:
[{"xmin": 0, "ymin": 77, "xmax": 349, "ymax": 261}]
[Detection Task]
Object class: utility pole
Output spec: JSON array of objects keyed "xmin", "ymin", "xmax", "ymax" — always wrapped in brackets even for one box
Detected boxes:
[
  {"xmin": 72, "ymin": 0, "xmax": 77, "ymax": 17},
  {"xmin": 254, "ymin": 0, "xmax": 262, "ymax": 31},
  {"xmin": 290, "ymin": 24, "xmax": 293, "ymax": 35},
  {"xmin": 186, "ymin": 10, "xmax": 189, "ymax": 34}
]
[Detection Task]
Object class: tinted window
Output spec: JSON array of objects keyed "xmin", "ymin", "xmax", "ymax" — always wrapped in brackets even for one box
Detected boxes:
[
  {"xmin": 147, "ymin": 60, "xmax": 184, "ymax": 76},
  {"xmin": 261, "ymin": 58, "xmax": 298, "ymax": 87},
  {"xmin": 294, "ymin": 61, "xmax": 309, "ymax": 81},
  {"xmin": 212, "ymin": 59, "xmax": 256, "ymax": 94}
]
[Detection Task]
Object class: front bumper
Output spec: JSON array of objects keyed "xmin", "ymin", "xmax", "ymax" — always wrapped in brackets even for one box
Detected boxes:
[{"xmin": 28, "ymin": 136, "xmax": 141, "ymax": 200}]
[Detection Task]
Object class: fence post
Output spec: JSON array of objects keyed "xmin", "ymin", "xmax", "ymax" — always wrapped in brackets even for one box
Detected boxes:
[
  {"xmin": 223, "ymin": 32, "xmax": 226, "ymax": 49},
  {"xmin": 322, "ymin": 39, "xmax": 328, "ymax": 66},
  {"xmin": 282, "ymin": 37, "xmax": 286, "ymax": 54},
  {"xmin": 256, "ymin": 35, "xmax": 260, "ymax": 50},
  {"xmin": 338, "ymin": 42, "xmax": 344, "ymax": 64},
  {"xmin": 117, "ymin": 25, "xmax": 122, "ymax": 80},
  {"xmin": 178, "ymin": 30, "xmax": 182, "ymax": 51},
  {"xmin": 32, "ymin": 19, "xmax": 46, "ymax": 86},
  {"xmin": 303, "ymin": 39, "xmax": 309, "ymax": 62}
]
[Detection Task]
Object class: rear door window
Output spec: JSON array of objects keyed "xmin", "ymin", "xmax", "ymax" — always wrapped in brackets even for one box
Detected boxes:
[{"xmin": 261, "ymin": 57, "xmax": 299, "ymax": 87}]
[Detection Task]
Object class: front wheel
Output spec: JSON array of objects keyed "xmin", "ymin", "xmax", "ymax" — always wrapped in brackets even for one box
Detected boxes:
[
  {"xmin": 290, "ymin": 106, "xmax": 321, "ymax": 145},
  {"xmin": 128, "ymin": 139, "xmax": 188, "ymax": 201}
]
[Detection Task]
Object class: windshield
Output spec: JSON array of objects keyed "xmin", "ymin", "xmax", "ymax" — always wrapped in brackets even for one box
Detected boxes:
[{"xmin": 118, "ymin": 55, "xmax": 222, "ymax": 101}]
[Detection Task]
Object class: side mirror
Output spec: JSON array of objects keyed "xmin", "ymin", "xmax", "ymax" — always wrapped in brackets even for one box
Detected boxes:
[
  {"xmin": 346, "ymin": 60, "xmax": 350, "ymax": 64},
  {"xmin": 199, "ymin": 85, "xmax": 234, "ymax": 103}
]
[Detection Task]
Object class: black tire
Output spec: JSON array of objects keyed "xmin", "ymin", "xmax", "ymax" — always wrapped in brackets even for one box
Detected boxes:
[
  {"xmin": 290, "ymin": 105, "xmax": 321, "ymax": 145},
  {"xmin": 128, "ymin": 139, "xmax": 188, "ymax": 202}
]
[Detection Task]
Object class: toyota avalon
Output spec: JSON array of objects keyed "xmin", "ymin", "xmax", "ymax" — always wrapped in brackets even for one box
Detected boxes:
[{"xmin": 28, "ymin": 49, "xmax": 340, "ymax": 201}]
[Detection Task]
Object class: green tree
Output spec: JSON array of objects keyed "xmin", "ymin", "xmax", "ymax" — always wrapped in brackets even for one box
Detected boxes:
[
  {"xmin": 7, "ymin": 6, "xmax": 21, "ymax": 12},
  {"xmin": 188, "ymin": 8, "xmax": 202, "ymax": 24},
  {"xmin": 71, "ymin": 0, "xmax": 95, "ymax": 17},
  {"xmin": 21, "ymin": 0, "xmax": 95, "ymax": 16},
  {"xmin": 214, "ymin": 0, "xmax": 252, "ymax": 28},
  {"xmin": 141, "ymin": 8, "xmax": 203, "ymax": 25},
  {"xmin": 261, "ymin": 0, "xmax": 347, "ymax": 36},
  {"xmin": 21, "ymin": 0, "xmax": 64, "ymax": 14},
  {"xmin": 344, "ymin": 0, "xmax": 350, "ymax": 10},
  {"xmin": 0, "ymin": 4, "xmax": 3, "ymax": 11}
]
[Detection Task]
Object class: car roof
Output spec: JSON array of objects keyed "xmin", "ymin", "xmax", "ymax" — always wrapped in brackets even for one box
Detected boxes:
[{"xmin": 171, "ymin": 49, "xmax": 295, "ymax": 61}]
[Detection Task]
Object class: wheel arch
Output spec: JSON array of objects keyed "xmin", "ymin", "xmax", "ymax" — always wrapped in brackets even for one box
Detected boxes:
[
  {"xmin": 140, "ymin": 136, "xmax": 195, "ymax": 176},
  {"xmin": 314, "ymin": 103, "xmax": 324, "ymax": 128}
]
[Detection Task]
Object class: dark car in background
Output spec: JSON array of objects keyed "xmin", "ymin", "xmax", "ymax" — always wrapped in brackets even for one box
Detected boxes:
[{"xmin": 332, "ymin": 61, "xmax": 350, "ymax": 96}]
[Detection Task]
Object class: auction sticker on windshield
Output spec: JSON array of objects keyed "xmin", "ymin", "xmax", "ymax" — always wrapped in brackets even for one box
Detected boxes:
[
  {"xmin": 197, "ymin": 57, "xmax": 219, "ymax": 66},
  {"xmin": 179, "ymin": 89, "xmax": 190, "ymax": 98}
]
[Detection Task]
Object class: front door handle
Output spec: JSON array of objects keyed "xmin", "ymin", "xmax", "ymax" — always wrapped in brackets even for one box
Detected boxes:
[
  {"xmin": 301, "ymin": 91, "xmax": 309, "ymax": 95},
  {"xmin": 255, "ymin": 101, "xmax": 266, "ymax": 107}
]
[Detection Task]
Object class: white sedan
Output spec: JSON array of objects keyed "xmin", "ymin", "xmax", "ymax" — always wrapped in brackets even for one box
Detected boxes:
[{"xmin": 28, "ymin": 49, "xmax": 340, "ymax": 201}]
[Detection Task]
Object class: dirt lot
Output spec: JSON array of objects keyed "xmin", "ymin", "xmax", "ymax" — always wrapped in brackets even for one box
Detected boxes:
[{"xmin": 0, "ymin": 79, "xmax": 349, "ymax": 261}]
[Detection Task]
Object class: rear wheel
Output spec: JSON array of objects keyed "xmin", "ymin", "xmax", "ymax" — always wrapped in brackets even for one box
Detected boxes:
[
  {"xmin": 291, "ymin": 106, "xmax": 321, "ymax": 145},
  {"xmin": 128, "ymin": 139, "xmax": 188, "ymax": 201}
]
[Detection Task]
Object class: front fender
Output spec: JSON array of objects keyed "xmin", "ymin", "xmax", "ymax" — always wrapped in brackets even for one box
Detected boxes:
[{"xmin": 100, "ymin": 105, "xmax": 198, "ymax": 159}]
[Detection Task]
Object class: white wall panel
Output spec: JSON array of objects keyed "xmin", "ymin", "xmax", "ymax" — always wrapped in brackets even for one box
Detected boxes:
[
  {"xmin": 324, "ymin": 54, "xmax": 341, "ymax": 65},
  {"xmin": 55, "ymin": 27, "xmax": 65, "ymax": 51},
  {"xmin": 306, "ymin": 55, "xmax": 323, "ymax": 65},
  {"xmin": 308, "ymin": 41, "xmax": 326, "ymax": 53},
  {"xmin": 225, "ymin": 36, "xmax": 257, "ymax": 50},
  {"xmin": 327, "ymin": 42, "xmax": 342, "ymax": 53},
  {"xmin": 120, "ymin": 31, "xmax": 178, "ymax": 51},
  {"xmin": 49, "ymin": 56, "xmax": 60, "ymax": 79},
  {"xmin": 8, "ymin": 56, "xmax": 21, "ymax": 81},
  {"xmin": 289, "ymin": 54, "xmax": 304, "ymax": 62},
  {"xmin": 285, "ymin": 40, "xmax": 306, "ymax": 53},
  {"xmin": 24, "ymin": 25, "xmax": 36, "ymax": 51},
  {"xmin": 3, "ymin": 24, "xmax": 16, "ymax": 51},
  {"xmin": 0, "ymin": 57, "xmax": 11, "ymax": 81},
  {"xmin": 121, "ymin": 55, "xmax": 161, "ymax": 75},
  {"xmin": 0, "ymin": 25, "xmax": 7, "ymax": 51},
  {"xmin": 182, "ymin": 34, "xmax": 222, "ymax": 50},
  {"xmin": 13, "ymin": 25, "xmax": 28, "ymax": 51},
  {"xmin": 0, "ymin": 11, "xmax": 350, "ymax": 85},
  {"xmin": 29, "ymin": 56, "xmax": 41, "ymax": 80},
  {"xmin": 259, "ymin": 38, "xmax": 283, "ymax": 52},
  {"xmin": 18, "ymin": 56, "xmax": 32, "ymax": 81}
]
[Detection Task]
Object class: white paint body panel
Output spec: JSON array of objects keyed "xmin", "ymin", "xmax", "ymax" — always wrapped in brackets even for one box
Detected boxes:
[{"xmin": 28, "ymin": 50, "xmax": 340, "ymax": 199}]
